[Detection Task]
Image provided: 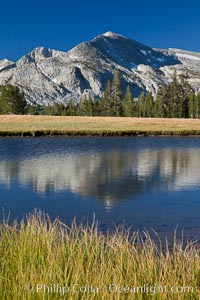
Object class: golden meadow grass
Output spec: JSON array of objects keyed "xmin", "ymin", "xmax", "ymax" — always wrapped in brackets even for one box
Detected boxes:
[
  {"xmin": 0, "ymin": 211, "xmax": 199, "ymax": 299},
  {"xmin": 1, "ymin": 115, "xmax": 200, "ymax": 136}
]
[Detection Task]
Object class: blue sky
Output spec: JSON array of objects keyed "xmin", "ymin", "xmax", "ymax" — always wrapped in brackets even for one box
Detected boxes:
[{"xmin": 1, "ymin": 0, "xmax": 200, "ymax": 61}]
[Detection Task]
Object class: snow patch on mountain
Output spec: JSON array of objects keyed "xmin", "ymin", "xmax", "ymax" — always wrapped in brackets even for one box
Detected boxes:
[
  {"xmin": 175, "ymin": 53, "xmax": 200, "ymax": 61},
  {"xmin": 140, "ymin": 50, "xmax": 147, "ymax": 56},
  {"xmin": 102, "ymin": 31, "xmax": 124, "ymax": 38},
  {"xmin": 0, "ymin": 59, "xmax": 15, "ymax": 71},
  {"xmin": 157, "ymin": 57, "xmax": 166, "ymax": 62}
]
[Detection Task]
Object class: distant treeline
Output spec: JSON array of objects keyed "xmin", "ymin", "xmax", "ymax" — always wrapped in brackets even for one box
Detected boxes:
[{"xmin": 1, "ymin": 69, "xmax": 200, "ymax": 118}]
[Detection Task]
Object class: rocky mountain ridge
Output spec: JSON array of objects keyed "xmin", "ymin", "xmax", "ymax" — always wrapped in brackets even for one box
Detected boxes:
[{"xmin": 0, "ymin": 32, "xmax": 200, "ymax": 105}]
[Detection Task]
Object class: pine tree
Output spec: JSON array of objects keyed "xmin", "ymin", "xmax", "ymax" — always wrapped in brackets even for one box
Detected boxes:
[
  {"xmin": 145, "ymin": 92, "xmax": 154, "ymax": 117},
  {"xmin": 50, "ymin": 103, "xmax": 65, "ymax": 116},
  {"xmin": 27, "ymin": 105, "xmax": 37, "ymax": 115},
  {"xmin": 110, "ymin": 69, "xmax": 123, "ymax": 116},
  {"xmin": 137, "ymin": 92, "xmax": 146, "ymax": 117},
  {"xmin": 179, "ymin": 73, "xmax": 192, "ymax": 118},
  {"xmin": 155, "ymin": 85, "xmax": 169, "ymax": 118},
  {"xmin": 66, "ymin": 100, "xmax": 76, "ymax": 116},
  {"xmin": 0, "ymin": 85, "xmax": 26, "ymax": 114},
  {"xmin": 188, "ymin": 92, "xmax": 195, "ymax": 118},
  {"xmin": 194, "ymin": 93, "xmax": 200, "ymax": 119},
  {"xmin": 87, "ymin": 98, "xmax": 94, "ymax": 116},
  {"xmin": 122, "ymin": 85, "xmax": 134, "ymax": 116},
  {"xmin": 104, "ymin": 79, "xmax": 111, "ymax": 99},
  {"xmin": 77, "ymin": 97, "xmax": 94, "ymax": 116},
  {"xmin": 100, "ymin": 79, "xmax": 112, "ymax": 116},
  {"xmin": 168, "ymin": 71, "xmax": 182, "ymax": 118},
  {"xmin": 93, "ymin": 99, "xmax": 100, "ymax": 116}
]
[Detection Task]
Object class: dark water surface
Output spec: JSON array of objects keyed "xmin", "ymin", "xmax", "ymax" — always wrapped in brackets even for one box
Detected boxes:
[{"xmin": 0, "ymin": 137, "xmax": 200, "ymax": 241}]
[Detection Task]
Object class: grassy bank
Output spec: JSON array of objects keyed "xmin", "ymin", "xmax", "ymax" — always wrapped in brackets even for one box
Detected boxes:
[
  {"xmin": 0, "ymin": 212, "xmax": 199, "ymax": 299},
  {"xmin": 1, "ymin": 115, "xmax": 200, "ymax": 136}
]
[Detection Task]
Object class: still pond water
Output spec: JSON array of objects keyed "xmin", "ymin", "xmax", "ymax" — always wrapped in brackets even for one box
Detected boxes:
[{"xmin": 0, "ymin": 137, "xmax": 200, "ymax": 241}]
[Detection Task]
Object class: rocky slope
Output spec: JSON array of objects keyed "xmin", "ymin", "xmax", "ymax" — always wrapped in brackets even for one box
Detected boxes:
[{"xmin": 0, "ymin": 32, "xmax": 200, "ymax": 105}]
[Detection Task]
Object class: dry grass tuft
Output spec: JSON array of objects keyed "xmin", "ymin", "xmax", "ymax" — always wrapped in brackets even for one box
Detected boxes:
[{"xmin": 0, "ymin": 211, "xmax": 199, "ymax": 299}]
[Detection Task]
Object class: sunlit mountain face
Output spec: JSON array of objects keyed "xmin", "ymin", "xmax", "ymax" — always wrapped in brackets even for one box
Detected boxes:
[{"xmin": 1, "ymin": 32, "xmax": 200, "ymax": 105}]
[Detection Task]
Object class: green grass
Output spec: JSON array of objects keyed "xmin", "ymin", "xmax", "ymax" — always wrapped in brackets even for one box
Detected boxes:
[
  {"xmin": 0, "ymin": 211, "xmax": 199, "ymax": 299},
  {"xmin": 1, "ymin": 115, "xmax": 200, "ymax": 136}
]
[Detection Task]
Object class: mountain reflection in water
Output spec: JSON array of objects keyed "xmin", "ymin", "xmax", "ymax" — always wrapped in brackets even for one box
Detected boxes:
[
  {"xmin": 0, "ymin": 146, "xmax": 200, "ymax": 209},
  {"xmin": 0, "ymin": 137, "xmax": 200, "ymax": 241}
]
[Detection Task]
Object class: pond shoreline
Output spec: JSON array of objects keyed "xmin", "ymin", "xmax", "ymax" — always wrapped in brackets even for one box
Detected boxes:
[{"xmin": 1, "ymin": 129, "xmax": 200, "ymax": 137}]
